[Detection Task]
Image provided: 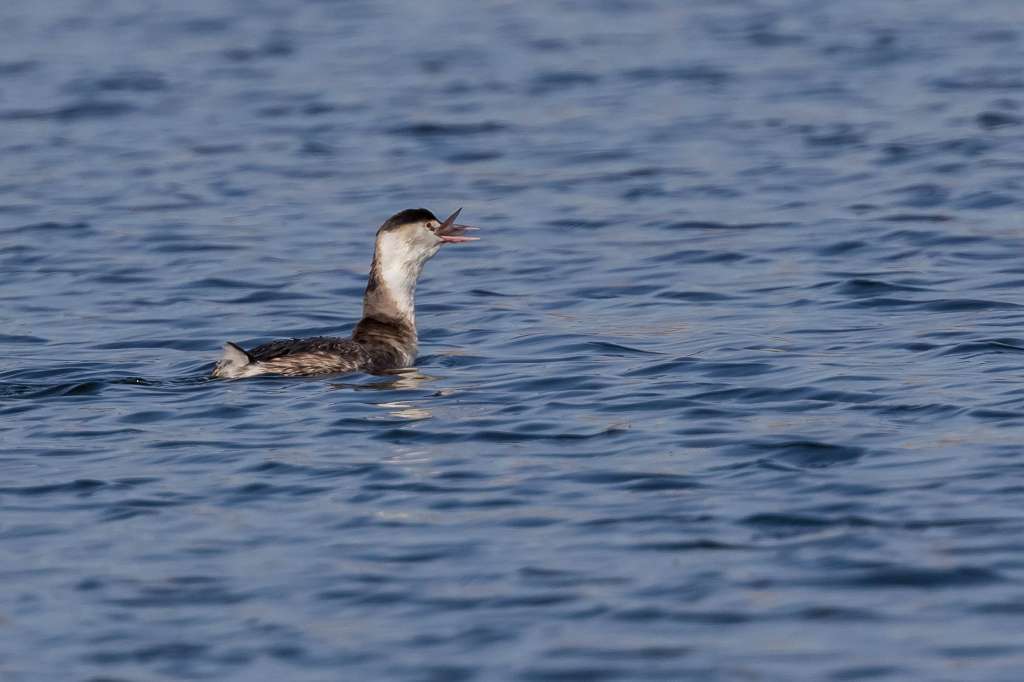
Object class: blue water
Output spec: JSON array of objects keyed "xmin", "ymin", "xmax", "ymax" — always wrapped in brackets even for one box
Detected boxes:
[{"xmin": 2, "ymin": 1, "xmax": 1024, "ymax": 680}]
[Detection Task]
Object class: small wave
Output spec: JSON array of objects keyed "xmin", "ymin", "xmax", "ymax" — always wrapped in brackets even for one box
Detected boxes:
[
  {"xmin": 931, "ymin": 67, "xmax": 1024, "ymax": 91},
  {"xmin": 819, "ymin": 565, "xmax": 1003, "ymax": 589},
  {"xmin": 561, "ymin": 470, "xmax": 703, "ymax": 491},
  {"xmin": 938, "ymin": 340, "xmax": 1024, "ymax": 356},
  {"xmin": 833, "ymin": 278, "xmax": 930, "ymax": 297},
  {"xmin": 657, "ymin": 290, "xmax": 736, "ymax": 302},
  {"xmin": 387, "ymin": 121, "xmax": 508, "ymax": 137},
  {"xmin": 0, "ymin": 381, "xmax": 105, "ymax": 399},
  {"xmin": 528, "ymin": 71, "xmax": 601, "ymax": 95},
  {"xmin": 977, "ymin": 111, "xmax": 1022, "ymax": 129},
  {"xmin": 658, "ymin": 220, "xmax": 795, "ymax": 230},
  {"xmin": 835, "ymin": 297, "xmax": 1019, "ymax": 311},
  {"xmin": 0, "ymin": 100, "xmax": 137, "ymax": 121},
  {"xmin": 67, "ymin": 70, "xmax": 168, "ymax": 94},
  {"xmin": 736, "ymin": 440, "xmax": 868, "ymax": 468},
  {"xmin": 623, "ymin": 64, "xmax": 733, "ymax": 85},
  {"xmin": 879, "ymin": 213, "xmax": 952, "ymax": 222},
  {"xmin": 3, "ymin": 221, "xmax": 90, "ymax": 235},
  {"xmin": 0, "ymin": 60, "xmax": 37, "ymax": 76}
]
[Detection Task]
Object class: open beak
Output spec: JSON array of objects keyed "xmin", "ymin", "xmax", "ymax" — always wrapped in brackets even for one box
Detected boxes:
[{"xmin": 436, "ymin": 207, "xmax": 479, "ymax": 243}]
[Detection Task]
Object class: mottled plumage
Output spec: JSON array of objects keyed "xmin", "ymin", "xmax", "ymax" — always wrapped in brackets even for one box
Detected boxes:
[
  {"xmin": 242, "ymin": 337, "xmax": 367, "ymax": 376},
  {"xmin": 211, "ymin": 208, "xmax": 476, "ymax": 379}
]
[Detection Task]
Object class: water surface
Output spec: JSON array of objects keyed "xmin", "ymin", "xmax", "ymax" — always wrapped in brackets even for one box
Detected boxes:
[{"xmin": 2, "ymin": 1, "xmax": 1024, "ymax": 680}]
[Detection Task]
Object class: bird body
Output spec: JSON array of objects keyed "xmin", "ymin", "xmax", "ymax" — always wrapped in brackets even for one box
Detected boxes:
[{"xmin": 211, "ymin": 208, "xmax": 476, "ymax": 379}]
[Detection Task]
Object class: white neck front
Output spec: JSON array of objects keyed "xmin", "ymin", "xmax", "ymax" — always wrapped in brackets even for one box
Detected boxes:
[
  {"xmin": 363, "ymin": 230, "xmax": 438, "ymax": 325},
  {"xmin": 377, "ymin": 257, "xmax": 419, "ymax": 321}
]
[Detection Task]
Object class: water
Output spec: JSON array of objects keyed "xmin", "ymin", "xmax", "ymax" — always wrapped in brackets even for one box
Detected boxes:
[{"xmin": 2, "ymin": 0, "xmax": 1024, "ymax": 679}]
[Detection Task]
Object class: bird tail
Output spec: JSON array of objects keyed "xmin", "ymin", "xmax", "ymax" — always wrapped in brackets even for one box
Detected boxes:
[{"xmin": 211, "ymin": 341, "xmax": 253, "ymax": 378}]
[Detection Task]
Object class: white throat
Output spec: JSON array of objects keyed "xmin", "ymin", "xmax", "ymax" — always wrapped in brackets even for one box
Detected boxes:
[{"xmin": 373, "ymin": 231, "xmax": 437, "ymax": 323}]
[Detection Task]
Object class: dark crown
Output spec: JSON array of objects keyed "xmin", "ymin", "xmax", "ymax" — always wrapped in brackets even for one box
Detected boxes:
[{"xmin": 379, "ymin": 208, "xmax": 438, "ymax": 232}]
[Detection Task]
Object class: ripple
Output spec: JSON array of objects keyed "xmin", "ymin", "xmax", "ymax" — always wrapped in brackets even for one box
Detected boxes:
[
  {"xmin": 836, "ymin": 297, "xmax": 1020, "ymax": 311},
  {"xmin": 529, "ymin": 71, "xmax": 601, "ymax": 95},
  {"xmin": 740, "ymin": 440, "xmax": 868, "ymax": 468},
  {"xmin": 658, "ymin": 220, "xmax": 795, "ymax": 230},
  {"xmin": 563, "ymin": 470, "xmax": 703, "ymax": 491},
  {"xmin": 3, "ymin": 2, "xmax": 1024, "ymax": 681},
  {"xmin": 0, "ymin": 478, "xmax": 106, "ymax": 496},
  {"xmin": 833, "ymin": 278, "xmax": 929, "ymax": 297},
  {"xmin": 67, "ymin": 70, "xmax": 169, "ymax": 94},
  {"xmin": 977, "ymin": 111, "xmax": 1023, "ymax": 129},
  {"xmin": 931, "ymin": 68, "xmax": 1024, "ymax": 91},
  {"xmin": 0, "ymin": 381, "xmax": 106, "ymax": 399},
  {"xmin": 818, "ymin": 565, "xmax": 1003, "ymax": 589},
  {"xmin": 938, "ymin": 340, "xmax": 1024, "ymax": 356},
  {"xmin": 0, "ymin": 60, "xmax": 37, "ymax": 76},
  {"xmin": 0, "ymin": 100, "xmax": 138, "ymax": 121},
  {"xmin": 387, "ymin": 121, "xmax": 508, "ymax": 137},
  {"xmin": 3, "ymin": 220, "xmax": 91, "ymax": 234},
  {"xmin": 623, "ymin": 64, "xmax": 733, "ymax": 85}
]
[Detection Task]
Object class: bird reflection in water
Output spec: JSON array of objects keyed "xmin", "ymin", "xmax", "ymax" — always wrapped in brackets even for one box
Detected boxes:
[{"xmin": 329, "ymin": 368, "xmax": 439, "ymax": 420}]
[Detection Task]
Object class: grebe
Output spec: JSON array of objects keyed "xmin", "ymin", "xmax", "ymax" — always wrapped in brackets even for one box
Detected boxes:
[{"xmin": 211, "ymin": 207, "xmax": 478, "ymax": 379}]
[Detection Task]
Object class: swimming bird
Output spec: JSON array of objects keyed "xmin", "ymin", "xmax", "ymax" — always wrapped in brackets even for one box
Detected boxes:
[{"xmin": 211, "ymin": 208, "xmax": 478, "ymax": 379}]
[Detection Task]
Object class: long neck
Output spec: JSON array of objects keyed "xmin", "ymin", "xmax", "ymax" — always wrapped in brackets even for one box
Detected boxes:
[
  {"xmin": 361, "ymin": 239, "xmax": 423, "ymax": 328},
  {"xmin": 354, "ymin": 238, "xmax": 425, "ymax": 369}
]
